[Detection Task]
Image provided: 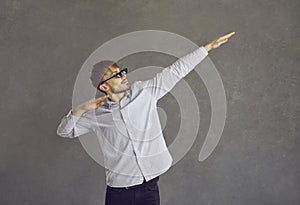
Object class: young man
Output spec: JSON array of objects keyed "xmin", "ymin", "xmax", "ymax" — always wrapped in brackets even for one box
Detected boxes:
[{"xmin": 57, "ymin": 32, "xmax": 235, "ymax": 205}]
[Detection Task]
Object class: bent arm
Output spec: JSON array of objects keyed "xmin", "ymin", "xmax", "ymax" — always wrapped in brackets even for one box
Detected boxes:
[{"xmin": 56, "ymin": 110, "xmax": 92, "ymax": 138}]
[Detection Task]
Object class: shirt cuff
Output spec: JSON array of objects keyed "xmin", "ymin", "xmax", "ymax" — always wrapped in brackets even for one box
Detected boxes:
[{"xmin": 198, "ymin": 46, "xmax": 209, "ymax": 57}]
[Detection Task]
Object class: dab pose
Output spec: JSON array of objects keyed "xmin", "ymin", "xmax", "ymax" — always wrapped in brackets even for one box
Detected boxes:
[{"xmin": 57, "ymin": 32, "xmax": 235, "ymax": 205}]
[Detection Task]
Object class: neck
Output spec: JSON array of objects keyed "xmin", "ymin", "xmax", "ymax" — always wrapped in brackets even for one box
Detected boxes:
[{"xmin": 108, "ymin": 92, "xmax": 125, "ymax": 103}]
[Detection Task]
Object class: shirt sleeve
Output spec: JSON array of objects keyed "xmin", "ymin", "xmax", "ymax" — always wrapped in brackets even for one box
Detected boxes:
[
  {"xmin": 56, "ymin": 109, "xmax": 93, "ymax": 138},
  {"xmin": 137, "ymin": 46, "xmax": 208, "ymax": 100}
]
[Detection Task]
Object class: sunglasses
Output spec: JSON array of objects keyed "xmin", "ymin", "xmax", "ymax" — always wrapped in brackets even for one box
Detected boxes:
[{"xmin": 98, "ymin": 68, "xmax": 128, "ymax": 88}]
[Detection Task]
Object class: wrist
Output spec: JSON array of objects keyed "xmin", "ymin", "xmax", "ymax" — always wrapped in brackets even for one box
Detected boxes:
[{"xmin": 204, "ymin": 43, "xmax": 212, "ymax": 52}]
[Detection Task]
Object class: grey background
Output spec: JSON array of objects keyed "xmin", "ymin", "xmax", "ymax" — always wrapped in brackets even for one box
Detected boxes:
[{"xmin": 1, "ymin": 0, "xmax": 299, "ymax": 205}]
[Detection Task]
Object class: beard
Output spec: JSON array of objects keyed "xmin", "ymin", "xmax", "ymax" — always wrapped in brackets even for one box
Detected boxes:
[{"xmin": 112, "ymin": 82, "xmax": 131, "ymax": 94}]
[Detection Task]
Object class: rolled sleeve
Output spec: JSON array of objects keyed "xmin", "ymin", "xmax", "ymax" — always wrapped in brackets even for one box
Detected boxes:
[{"xmin": 56, "ymin": 109, "xmax": 92, "ymax": 138}]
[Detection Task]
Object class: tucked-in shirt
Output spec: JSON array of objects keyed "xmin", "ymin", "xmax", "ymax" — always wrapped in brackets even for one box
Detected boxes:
[{"xmin": 56, "ymin": 46, "xmax": 208, "ymax": 187}]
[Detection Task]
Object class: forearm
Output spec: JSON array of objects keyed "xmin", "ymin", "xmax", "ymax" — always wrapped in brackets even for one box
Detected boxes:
[
  {"xmin": 72, "ymin": 106, "xmax": 87, "ymax": 117},
  {"xmin": 170, "ymin": 46, "xmax": 208, "ymax": 77},
  {"xmin": 140, "ymin": 46, "xmax": 208, "ymax": 100}
]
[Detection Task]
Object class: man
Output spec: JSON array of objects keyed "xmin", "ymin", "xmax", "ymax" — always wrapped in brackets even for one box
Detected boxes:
[{"xmin": 57, "ymin": 32, "xmax": 235, "ymax": 205}]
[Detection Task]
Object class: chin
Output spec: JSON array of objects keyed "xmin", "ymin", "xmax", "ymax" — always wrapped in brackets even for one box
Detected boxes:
[
  {"xmin": 115, "ymin": 85, "xmax": 131, "ymax": 94},
  {"xmin": 124, "ymin": 84, "xmax": 131, "ymax": 91}
]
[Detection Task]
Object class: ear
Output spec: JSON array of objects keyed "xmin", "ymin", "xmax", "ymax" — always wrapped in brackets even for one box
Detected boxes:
[{"xmin": 99, "ymin": 84, "xmax": 108, "ymax": 93}]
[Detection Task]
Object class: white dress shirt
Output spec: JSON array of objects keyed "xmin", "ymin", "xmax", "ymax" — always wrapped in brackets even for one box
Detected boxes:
[{"xmin": 56, "ymin": 46, "xmax": 208, "ymax": 187}]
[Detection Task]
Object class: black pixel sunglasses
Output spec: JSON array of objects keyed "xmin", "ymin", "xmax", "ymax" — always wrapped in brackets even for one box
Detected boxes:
[{"xmin": 97, "ymin": 68, "xmax": 128, "ymax": 88}]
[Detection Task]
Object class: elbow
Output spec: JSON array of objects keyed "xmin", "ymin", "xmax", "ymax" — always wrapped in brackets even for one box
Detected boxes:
[
  {"xmin": 56, "ymin": 129, "xmax": 65, "ymax": 138},
  {"xmin": 56, "ymin": 127, "xmax": 74, "ymax": 139}
]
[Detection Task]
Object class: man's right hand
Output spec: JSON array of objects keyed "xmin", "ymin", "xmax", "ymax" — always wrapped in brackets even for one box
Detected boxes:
[{"xmin": 72, "ymin": 95, "xmax": 109, "ymax": 116}]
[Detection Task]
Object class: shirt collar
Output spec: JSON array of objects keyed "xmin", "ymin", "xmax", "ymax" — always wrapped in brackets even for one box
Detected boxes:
[{"xmin": 106, "ymin": 90, "xmax": 131, "ymax": 109}]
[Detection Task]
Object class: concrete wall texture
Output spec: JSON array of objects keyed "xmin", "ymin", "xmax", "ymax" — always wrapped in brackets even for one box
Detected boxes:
[{"xmin": 0, "ymin": 0, "xmax": 299, "ymax": 205}]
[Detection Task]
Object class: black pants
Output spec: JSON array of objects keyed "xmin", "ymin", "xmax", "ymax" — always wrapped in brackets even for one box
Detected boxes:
[{"xmin": 105, "ymin": 177, "xmax": 160, "ymax": 205}]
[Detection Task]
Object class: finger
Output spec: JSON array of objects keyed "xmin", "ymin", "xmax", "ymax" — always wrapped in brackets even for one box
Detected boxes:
[
  {"xmin": 219, "ymin": 38, "xmax": 229, "ymax": 44},
  {"xmin": 96, "ymin": 98, "xmax": 106, "ymax": 103},
  {"xmin": 96, "ymin": 102, "xmax": 105, "ymax": 107},
  {"xmin": 221, "ymin": 39, "xmax": 228, "ymax": 45},
  {"xmin": 214, "ymin": 39, "xmax": 225, "ymax": 46},
  {"xmin": 223, "ymin": 31, "xmax": 235, "ymax": 38},
  {"xmin": 219, "ymin": 31, "xmax": 235, "ymax": 40},
  {"xmin": 95, "ymin": 95, "xmax": 109, "ymax": 102}
]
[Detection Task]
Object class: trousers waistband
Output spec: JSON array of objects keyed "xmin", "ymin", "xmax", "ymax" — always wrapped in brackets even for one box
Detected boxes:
[{"xmin": 108, "ymin": 176, "xmax": 159, "ymax": 190}]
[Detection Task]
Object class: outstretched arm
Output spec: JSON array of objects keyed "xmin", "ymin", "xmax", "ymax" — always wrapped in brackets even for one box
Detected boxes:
[{"xmin": 136, "ymin": 31, "xmax": 235, "ymax": 100}]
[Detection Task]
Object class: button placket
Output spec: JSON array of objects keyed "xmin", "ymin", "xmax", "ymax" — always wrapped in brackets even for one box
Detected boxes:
[{"xmin": 120, "ymin": 109, "xmax": 146, "ymax": 177}]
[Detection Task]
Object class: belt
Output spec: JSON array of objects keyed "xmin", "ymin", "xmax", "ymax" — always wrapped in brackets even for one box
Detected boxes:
[{"xmin": 108, "ymin": 176, "xmax": 159, "ymax": 190}]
